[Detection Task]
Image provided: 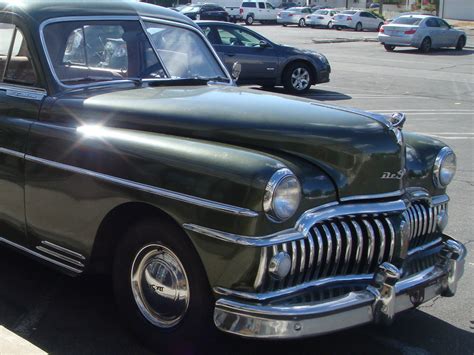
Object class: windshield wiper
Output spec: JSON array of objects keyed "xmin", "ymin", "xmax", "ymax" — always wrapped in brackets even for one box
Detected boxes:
[{"xmin": 146, "ymin": 76, "xmax": 231, "ymax": 87}]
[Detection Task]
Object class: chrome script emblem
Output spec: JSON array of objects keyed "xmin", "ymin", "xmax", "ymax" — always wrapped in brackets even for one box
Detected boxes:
[{"xmin": 381, "ymin": 169, "xmax": 405, "ymax": 180}]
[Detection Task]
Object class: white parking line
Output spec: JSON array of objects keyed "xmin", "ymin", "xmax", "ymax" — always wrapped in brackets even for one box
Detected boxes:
[{"xmin": 0, "ymin": 326, "xmax": 46, "ymax": 354}]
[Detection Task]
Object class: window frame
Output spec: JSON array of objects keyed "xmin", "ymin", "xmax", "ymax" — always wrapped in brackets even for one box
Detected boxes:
[
  {"xmin": 39, "ymin": 16, "xmax": 231, "ymax": 90},
  {"xmin": 0, "ymin": 19, "xmax": 45, "ymax": 94}
]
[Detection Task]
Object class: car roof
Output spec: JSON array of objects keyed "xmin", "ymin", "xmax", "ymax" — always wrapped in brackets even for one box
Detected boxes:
[
  {"xmin": 0, "ymin": 0, "xmax": 194, "ymax": 27},
  {"xmin": 398, "ymin": 14, "xmax": 433, "ymax": 19}
]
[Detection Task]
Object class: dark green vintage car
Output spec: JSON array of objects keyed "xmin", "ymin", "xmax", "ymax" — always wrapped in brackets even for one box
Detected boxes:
[{"xmin": 0, "ymin": 0, "xmax": 466, "ymax": 350}]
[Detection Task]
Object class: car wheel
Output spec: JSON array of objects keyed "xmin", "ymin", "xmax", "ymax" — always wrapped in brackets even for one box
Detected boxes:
[
  {"xmin": 245, "ymin": 15, "xmax": 254, "ymax": 25},
  {"xmin": 455, "ymin": 36, "xmax": 466, "ymax": 50},
  {"xmin": 283, "ymin": 62, "xmax": 312, "ymax": 95},
  {"xmin": 419, "ymin": 37, "xmax": 431, "ymax": 53},
  {"xmin": 298, "ymin": 18, "xmax": 306, "ymax": 27},
  {"xmin": 327, "ymin": 20, "xmax": 333, "ymax": 29},
  {"xmin": 282, "ymin": 24, "xmax": 287, "ymax": 27},
  {"xmin": 384, "ymin": 44, "xmax": 395, "ymax": 51},
  {"xmin": 113, "ymin": 218, "xmax": 214, "ymax": 352},
  {"xmin": 335, "ymin": 26, "xmax": 341, "ymax": 30},
  {"xmin": 355, "ymin": 22, "xmax": 362, "ymax": 31}
]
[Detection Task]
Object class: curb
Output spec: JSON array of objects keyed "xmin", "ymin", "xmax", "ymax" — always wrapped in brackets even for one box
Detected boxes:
[{"xmin": 312, "ymin": 38, "xmax": 378, "ymax": 44}]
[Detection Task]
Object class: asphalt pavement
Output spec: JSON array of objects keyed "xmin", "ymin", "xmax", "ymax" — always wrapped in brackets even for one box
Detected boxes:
[{"xmin": 0, "ymin": 24, "xmax": 473, "ymax": 355}]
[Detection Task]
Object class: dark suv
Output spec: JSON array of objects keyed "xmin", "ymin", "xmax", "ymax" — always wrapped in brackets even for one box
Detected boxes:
[{"xmin": 180, "ymin": 3, "xmax": 229, "ymax": 21}]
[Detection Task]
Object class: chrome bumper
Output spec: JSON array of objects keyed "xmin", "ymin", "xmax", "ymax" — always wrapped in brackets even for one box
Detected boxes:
[{"xmin": 214, "ymin": 238, "xmax": 466, "ymax": 339}]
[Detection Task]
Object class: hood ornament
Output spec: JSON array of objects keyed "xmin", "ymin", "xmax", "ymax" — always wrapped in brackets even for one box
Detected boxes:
[{"xmin": 388, "ymin": 112, "xmax": 406, "ymax": 145}]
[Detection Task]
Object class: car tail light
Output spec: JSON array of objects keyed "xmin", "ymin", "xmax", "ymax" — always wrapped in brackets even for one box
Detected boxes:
[
  {"xmin": 288, "ymin": 13, "xmax": 294, "ymax": 16},
  {"xmin": 347, "ymin": 16, "xmax": 352, "ymax": 20},
  {"xmin": 405, "ymin": 28, "xmax": 417, "ymax": 34},
  {"xmin": 379, "ymin": 26, "xmax": 384, "ymax": 33},
  {"xmin": 318, "ymin": 16, "xmax": 324, "ymax": 19}
]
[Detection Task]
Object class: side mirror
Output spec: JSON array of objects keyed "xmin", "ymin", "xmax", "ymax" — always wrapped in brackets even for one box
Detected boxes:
[
  {"xmin": 231, "ymin": 62, "xmax": 241, "ymax": 81},
  {"xmin": 259, "ymin": 40, "xmax": 270, "ymax": 48}
]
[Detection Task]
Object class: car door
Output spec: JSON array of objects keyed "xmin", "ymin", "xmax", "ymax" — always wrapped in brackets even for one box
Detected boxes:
[
  {"xmin": 424, "ymin": 18, "xmax": 443, "ymax": 47},
  {"xmin": 203, "ymin": 24, "xmax": 279, "ymax": 84},
  {"xmin": 359, "ymin": 12, "xmax": 372, "ymax": 29},
  {"xmin": 0, "ymin": 19, "xmax": 46, "ymax": 247},
  {"xmin": 366, "ymin": 12, "xmax": 381, "ymax": 29},
  {"xmin": 437, "ymin": 18, "xmax": 457, "ymax": 46},
  {"xmin": 257, "ymin": 2, "xmax": 266, "ymax": 20},
  {"xmin": 266, "ymin": 2, "xmax": 277, "ymax": 20}
]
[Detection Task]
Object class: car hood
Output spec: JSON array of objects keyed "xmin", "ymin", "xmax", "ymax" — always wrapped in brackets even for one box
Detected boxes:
[{"xmin": 64, "ymin": 85, "xmax": 404, "ymax": 200}]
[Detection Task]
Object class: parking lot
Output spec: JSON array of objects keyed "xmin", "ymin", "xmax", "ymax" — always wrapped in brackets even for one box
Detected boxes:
[{"xmin": 1, "ymin": 24, "xmax": 473, "ymax": 355}]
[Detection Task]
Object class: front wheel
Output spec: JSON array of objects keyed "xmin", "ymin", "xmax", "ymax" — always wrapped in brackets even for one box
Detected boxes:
[
  {"xmin": 384, "ymin": 44, "xmax": 395, "ymax": 51},
  {"xmin": 283, "ymin": 62, "xmax": 313, "ymax": 95},
  {"xmin": 298, "ymin": 18, "xmax": 306, "ymax": 27},
  {"xmin": 455, "ymin": 36, "xmax": 466, "ymax": 50},
  {"xmin": 327, "ymin": 20, "xmax": 333, "ymax": 29},
  {"xmin": 113, "ymin": 218, "xmax": 214, "ymax": 351},
  {"xmin": 245, "ymin": 15, "xmax": 254, "ymax": 25},
  {"xmin": 419, "ymin": 37, "xmax": 431, "ymax": 53}
]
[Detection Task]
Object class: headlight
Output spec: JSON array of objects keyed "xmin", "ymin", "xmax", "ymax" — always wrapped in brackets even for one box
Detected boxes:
[
  {"xmin": 433, "ymin": 147, "xmax": 456, "ymax": 188},
  {"xmin": 263, "ymin": 168, "xmax": 301, "ymax": 222}
]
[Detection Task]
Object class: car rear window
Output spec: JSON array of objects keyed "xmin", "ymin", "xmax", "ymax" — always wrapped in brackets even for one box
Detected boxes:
[
  {"xmin": 341, "ymin": 11, "xmax": 356, "ymax": 14},
  {"xmin": 316, "ymin": 10, "xmax": 328, "ymax": 15},
  {"xmin": 392, "ymin": 17, "xmax": 422, "ymax": 25},
  {"xmin": 242, "ymin": 2, "xmax": 257, "ymax": 7}
]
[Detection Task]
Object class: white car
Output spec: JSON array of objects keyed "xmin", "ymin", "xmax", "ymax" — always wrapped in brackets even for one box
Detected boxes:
[
  {"xmin": 240, "ymin": 1, "xmax": 279, "ymax": 25},
  {"xmin": 306, "ymin": 9, "xmax": 339, "ymax": 28},
  {"xmin": 333, "ymin": 10, "xmax": 384, "ymax": 31},
  {"xmin": 379, "ymin": 15, "xmax": 467, "ymax": 52},
  {"xmin": 277, "ymin": 7, "xmax": 312, "ymax": 27}
]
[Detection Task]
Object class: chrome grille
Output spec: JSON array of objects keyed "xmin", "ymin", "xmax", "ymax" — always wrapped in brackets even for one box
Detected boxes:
[
  {"xmin": 256, "ymin": 200, "xmax": 447, "ymax": 293},
  {"xmin": 258, "ymin": 215, "xmax": 397, "ymax": 292},
  {"xmin": 404, "ymin": 201, "xmax": 447, "ymax": 249}
]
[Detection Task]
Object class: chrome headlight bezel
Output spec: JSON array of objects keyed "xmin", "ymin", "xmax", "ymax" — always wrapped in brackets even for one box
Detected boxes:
[
  {"xmin": 433, "ymin": 146, "xmax": 456, "ymax": 188},
  {"xmin": 263, "ymin": 168, "xmax": 301, "ymax": 222}
]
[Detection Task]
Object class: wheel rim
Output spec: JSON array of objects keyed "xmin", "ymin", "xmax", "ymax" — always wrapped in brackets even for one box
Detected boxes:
[
  {"xmin": 131, "ymin": 243, "xmax": 190, "ymax": 328},
  {"xmin": 328, "ymin": 21, "xmax": 333, "ymax": 28},
  {"xmin": 248, "ymin": 17, "xmax": 253, "ymax": 24},
  {"xmin": 299, "ymin": 19, "xmax": 305, "ymax": 26},
  {"xmin": 423, "ymin": 39, "xmax": 430, "ymax": 51},
  {"xmin": 291, "ymin": 67, "xmax": 310, "ymax": 91},
  {"xmin": 356, "ymin": 23, "xmax": 361, "ymax": 31}
]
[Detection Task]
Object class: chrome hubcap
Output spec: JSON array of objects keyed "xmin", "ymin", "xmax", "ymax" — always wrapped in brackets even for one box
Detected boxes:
[
  {"xmin": 131, "ymin": 243, "xmax": 190, "ymax": 328},
  {"xmin": 291, "ymin": 68, "xmax": 310, "ymax": 91}
]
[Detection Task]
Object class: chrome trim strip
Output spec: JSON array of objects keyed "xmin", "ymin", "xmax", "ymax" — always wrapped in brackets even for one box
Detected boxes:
[
  {"xmin": 374, "ymin": 219, "xmax": 386, "ymax": 264},
  {"xmin": 313, "ymin": 227, "xmax": 324, "ymax": 279},
  {"xmin": 331, "ymin": 223, "xmax": 342, "ymax": 276},
  {"xmin": 386, "ymin": 218, "xmax": 396, "ymax": 261},
  {"xmin": 305, "ymin": 234, "xmax": 315, "ymax": 282},
  {"xmin": 0, "ymin": 147, "xmax": 24, "ymax": 159},
  {"xmin": 339, "ymin": 190, "xmax": 404, "ymax": 202},
  {"xmin": 321, "ymin": 224, "xmax": 332, "ymax": 278},
  {"xmin": 214, "ymin": 274, "xmax": 373, "ymax": 302},
  {"xmin": 432, "ymin": 195, "xmax": 449, "ymax": 206},
  {"xmin": 340, "ymin": 221, "xmax": 352, "ymax": 275},
  {"xmin": 25, "ymin": 155, "xmax": 258, "ymax": 218},
  {"xmin": 0, "ymin": 84, "xmax": 47, "ymax": 101},
  {"xmin": 0, "ymin": 237, "xmax": 82, "ymax": 273},
  {"xmin": 36, "ymin": 246, "xmax": 85, "ymax": 267},
  {"xmin": 352, "ymin": 220, "xmax": 364, "ymax": 274},
  {"xmin": 41, "ymin": 240, "xmax": 85, "ymax": 260},
  {"xmin": 298, "ymin": 239, "xmax": 306, "ymax": 284},
  {"xmin": 362, "ymin": 220, "xmax": 375, "ymax": 273}
]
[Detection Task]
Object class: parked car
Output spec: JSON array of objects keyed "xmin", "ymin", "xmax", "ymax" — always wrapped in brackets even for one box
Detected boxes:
[
  {"xmin": 240, "ymin": 1, "xmax": 279, "ymax": 25},
  {"xmin": 197, "ymin": 21, "xmax": 330, "ymax": 93},
  {"xmin": 306, "ymin": 8, "xmax": 339, "ymax": 28},
  {"xmin": 0, "ymin": 0, "xmax": 466, "ymax": 352},
  {"xmin": 277, "ymin": 7, "xmax": 312, "ymax": 27},
  {"xmin": 379, "ymin": 15, "xmax": 466, "ymax": 52},
  {"xmin": 180, "ymin": 3, "xmax": 229, "ymax": 21},
  {"xmin": 333, "ymin": 10, "xmax": 384, "ymax": 31},
  {"xmin": 192, "ymin": 0, "xmax": 242, "ymax": 22}
]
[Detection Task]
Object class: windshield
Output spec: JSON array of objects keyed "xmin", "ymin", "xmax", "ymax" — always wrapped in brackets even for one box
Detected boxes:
[
  {"xmin": 392, "ymin": 17, "xmax": 423, "ymax": 25},
  {"xmin": 43, "ymin": 20, "xmax": 227, "ymax": 86}
]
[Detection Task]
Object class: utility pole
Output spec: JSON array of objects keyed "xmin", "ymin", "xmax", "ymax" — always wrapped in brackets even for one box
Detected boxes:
[{"xmin": 379, "ymin": 0, "xmax": 383, "ymax": 16}]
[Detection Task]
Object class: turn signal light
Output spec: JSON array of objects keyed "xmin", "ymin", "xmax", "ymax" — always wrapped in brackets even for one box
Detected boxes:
[{"xmin": 405, "ymin": 28, "xmax": 417, "ymax": 34}]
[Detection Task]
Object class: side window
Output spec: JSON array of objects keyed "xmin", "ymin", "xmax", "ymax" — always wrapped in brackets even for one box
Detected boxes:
[
  {"xmin": 437, "ymin": 19, "xmax": 450, "ymax": 28},
  {"xmin": 4, "ymin": 28, "xmax": 37, "ymax": 86},
  {"xmin": 266, "ymin": 3, "xmax": 275, "ymax": 9},
  {"xmin": 0, "ymin": 23, "xmax": 15, "ymax": 78},
  {"xmin": 426, "ymin": 18, "xmax": 439, "ymax": 27},
  {"xmin": 360, "ymin": 12, "xmax": 368, "ymax": 17},
  {"xmin": 258, "ymin": 2, "xmax": 265, "ymax": 9}
]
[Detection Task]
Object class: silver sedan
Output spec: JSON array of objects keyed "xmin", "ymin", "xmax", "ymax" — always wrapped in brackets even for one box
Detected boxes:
[
  {"xmin": 277, "ymin": 7, "xmax": 312, "ymax": 27},
  {"xmin": 378, "ymin": 15, "xmax": 466, "ymax": 52}
]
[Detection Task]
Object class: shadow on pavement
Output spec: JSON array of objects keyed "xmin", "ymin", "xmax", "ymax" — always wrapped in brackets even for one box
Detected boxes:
[
  {"xmin": 388, "ymin": 48, "xmax": 474, "ymax": 56},
  {"xmin": 1, "ymin": 242, "xmax": 473, "ymax": 355}
]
